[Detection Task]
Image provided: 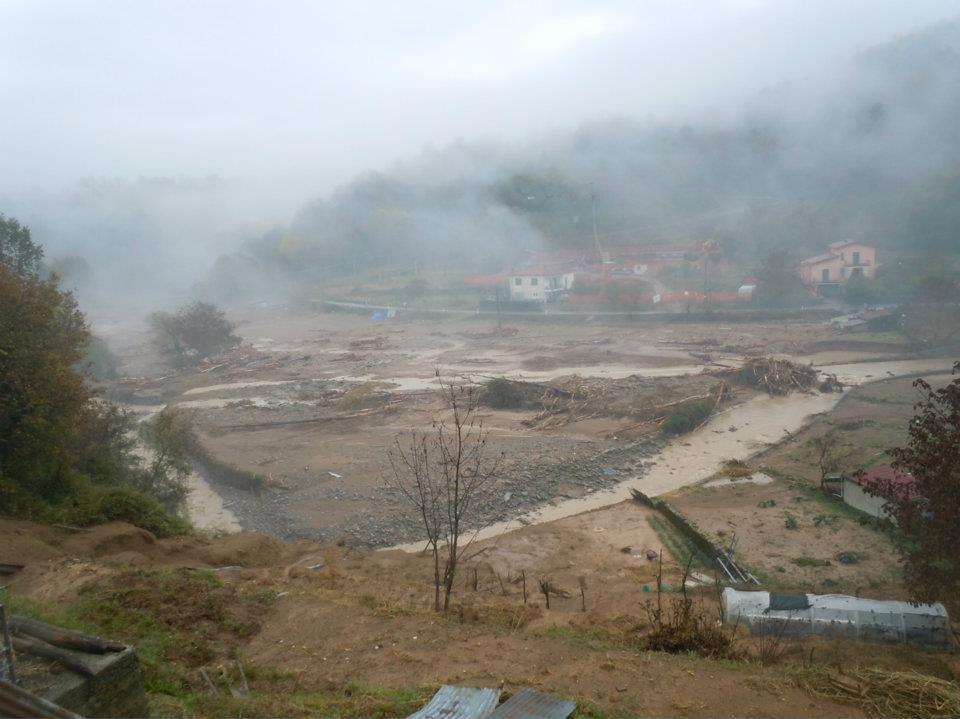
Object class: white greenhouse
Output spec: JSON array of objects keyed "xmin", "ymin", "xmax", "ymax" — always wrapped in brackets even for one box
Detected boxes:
[{"xmin": 722, "ymin": 588, "xmax": 951, "ymax": 647}]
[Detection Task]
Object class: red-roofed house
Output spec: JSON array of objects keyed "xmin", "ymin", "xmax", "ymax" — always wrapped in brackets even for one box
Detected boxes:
[{"xmin": 841, "ymin": 465, "xmax": 916, "ymax": 521}]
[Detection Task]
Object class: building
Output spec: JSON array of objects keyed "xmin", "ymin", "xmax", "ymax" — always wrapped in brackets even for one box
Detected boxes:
[
  {"xmin": 508, "ymin": 266, "xmax": 576, "ymax": 302},
  {"xmin": 840, "ymin": 465, "xmax": 915, "ymax": 521},
  {"xmin": 800, "ymin": 240, "xmax": 877, "ymax": 292},
  {"xmin": 722, "ymin": 588, "xmax": 950, "ymax": 647}
]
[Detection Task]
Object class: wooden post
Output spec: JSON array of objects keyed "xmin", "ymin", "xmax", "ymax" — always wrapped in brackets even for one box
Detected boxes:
[
  {"xmin": 0, "ymin": 606, "xmax": 16, "ymax": 685},
  {"xmin": 521, "ymin": 570, "xmax": 527, "ymax": 604}
]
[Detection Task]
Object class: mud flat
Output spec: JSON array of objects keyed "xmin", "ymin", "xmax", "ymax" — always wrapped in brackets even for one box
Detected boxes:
[{"xmin": 390, "ymin": 357, "xmax": 954, "ymax": 551}]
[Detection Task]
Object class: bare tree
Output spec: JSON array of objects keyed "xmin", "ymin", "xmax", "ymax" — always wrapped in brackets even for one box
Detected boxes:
[
  {"xmin": 388, "ymin": 375, "xmax": 501, "ymax": 611},
  {"xmin": 811, "ymin": 431, "xmax": 842, "ymax": 489}
]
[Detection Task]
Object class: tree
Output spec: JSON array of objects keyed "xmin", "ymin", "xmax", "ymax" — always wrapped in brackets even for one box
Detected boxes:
[
  {"xmin": 137, "ymin": 409, "xmax": 192, "ymax": 510},
  {"xmin": 0, "ymin": 215, "xmax": 188, "ymax": 534},
  {"xmin": 752, "ymin": 251, "xmax": 811, "ymax": 307},
  {"xmin": 0, "ymin": 264, "xmax": 90, "ymax": 502},
  {"xmin": 898, "ymin": 272, "xmax": 960, "ymax": 348},
  {"xmin": 874, "ymin": 362, "xmax": 960, "ymax": 611},
  {"xmin": 0, "ymin": 214, "xmax": 43, "ymax": 278},
  {"xmin": 149, "ymin": 301, "xmax": 240, "ymax": 366},
  {"xmin": 388, "ymin": 376, "xmax": 502, "ymax": 611},
  {"xmin": 811, "ymin": 431, "xmax": 843, "ymax": 489}
]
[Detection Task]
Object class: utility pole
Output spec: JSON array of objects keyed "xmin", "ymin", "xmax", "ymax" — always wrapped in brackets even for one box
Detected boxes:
[
  {"xmin": 495, "ymin": 285, "xmax": 503, "ymax": 331},
  {"xmin": 590, "ymin": 184, "xmax": 602, "ymax": 257}
]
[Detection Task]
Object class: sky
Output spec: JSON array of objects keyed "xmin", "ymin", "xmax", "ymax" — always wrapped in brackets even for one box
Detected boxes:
[{"xmin": 2, "ymin": 0, "xmax": 958, "ymax": 208}]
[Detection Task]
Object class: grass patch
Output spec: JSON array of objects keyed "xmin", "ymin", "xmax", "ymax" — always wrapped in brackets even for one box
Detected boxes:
[
  {"xmin": 182, "ymin": 683, "xmax": 434, "ymax": 719},
  {"xmin": 721, "ymin": 459, "xmax": 753, "ymax": 478},
  {"xmin": 792, "ymin": 557, "xmax": 832, "ymax": 568},
  {"xmin": 536, "ymin": 625, "xmax": 622, "ymax": 651},
  {"xmin": 646, "ymin": 515, "xmax": 712, "ymax": 570},
  {"xmin": 481, "ymin": 377, "xmax": 527, "ymax": 409},
  {"xmin": 338, "ymin": 382, "xmax": 389, "ymax": 411},
  {"xmin": 3, "ymin": 568, "xmax": 275, "ymax": 707}
]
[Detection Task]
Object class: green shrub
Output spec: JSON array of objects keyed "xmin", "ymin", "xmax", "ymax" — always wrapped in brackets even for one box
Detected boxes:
[
  {"xmin": 792, "ymin": 556, "xmax": 832, "ymax": 567},
  {"xmin": 784, "ymin": 513, "xmax": 799, "ymax": 530},
  {"xmin": 52, "ymin": 483, "xmax": 190, "ymax": 538},
  {"xmin": 660, "ymin": 399, "xmax": 713, "ymax": 435},
  {"xmin": 481, "ymin": 378, "xmax": 525, "ymax": 409}
]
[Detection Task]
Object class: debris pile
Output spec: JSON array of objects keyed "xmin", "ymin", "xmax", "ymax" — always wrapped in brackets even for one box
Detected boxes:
[
  {"xmin": 711, "ymin": 357, "xmax": 827, "ymax": 395},
  {"xmin": 803, "ymin": 667, "xmax": 960, "ymax": 719},
  {"xmin": 348, "ymin": 336, "xmax": 389, "ymax": 350},
  {"xmin": 483, "ymin": 374, "xmax": 729, "ymax": 435}
]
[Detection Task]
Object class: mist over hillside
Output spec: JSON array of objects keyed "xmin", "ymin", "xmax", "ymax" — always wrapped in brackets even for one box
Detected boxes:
[
  {"xmin": 199, "ymin": 20, "xmax": 959, "ymax": 299},
  {"xmin": 5, "ymin": 19, "xmax": 959, "ymax": 307}
]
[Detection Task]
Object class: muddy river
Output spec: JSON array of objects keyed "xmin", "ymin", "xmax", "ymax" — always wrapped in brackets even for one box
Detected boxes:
[
  {"xmin": 149, "ymin": 357, "xmax": 951, "ymax": 540},
  {"xmin": 388, "ymin": 357, "xmax": 953, "ymax": 551}
]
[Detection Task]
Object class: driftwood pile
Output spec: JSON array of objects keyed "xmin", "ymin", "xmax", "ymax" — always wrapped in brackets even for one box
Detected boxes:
[
  {"xmin": 487, "ymin": 375, "xmax": 727, "ymax": 433},
  {"xmin": 708, "ymin": 357, "xmax": 842, "ymax": 396}
]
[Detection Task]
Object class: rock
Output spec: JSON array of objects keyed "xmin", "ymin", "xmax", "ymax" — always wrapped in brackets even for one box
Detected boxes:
[{"xmin": 620, "ymin": 546, "xmax": 632, "ymax": 554}]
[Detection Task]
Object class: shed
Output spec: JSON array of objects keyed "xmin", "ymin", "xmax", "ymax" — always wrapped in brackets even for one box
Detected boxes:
[
  {"xmin": 841, "ymin": 466, "xmax": 915, "ymax": 521},
  {"xmin": 722, "ymin": 588, "xmax": 951, "ymax": 647}
]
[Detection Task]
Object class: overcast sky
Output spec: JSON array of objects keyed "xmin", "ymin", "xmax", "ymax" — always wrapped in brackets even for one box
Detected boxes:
[{"xmin": 2, "ymin": 0, "xmax": 958, "ymax": 206}]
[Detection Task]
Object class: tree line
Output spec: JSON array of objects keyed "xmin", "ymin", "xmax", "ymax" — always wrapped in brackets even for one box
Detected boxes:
[{"xmin": 0, "ymin": 214, "xmax": 190, "ymax": 535}]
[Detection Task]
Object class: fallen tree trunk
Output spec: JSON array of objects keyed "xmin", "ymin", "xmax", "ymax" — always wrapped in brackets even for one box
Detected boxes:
[
  {"xmin": 9, "ymin": 616, "xmax": 125, "ymax": 654},
  {"xmin": 11, "ymin": 636, "xmax": 95, "ymax": 678}
]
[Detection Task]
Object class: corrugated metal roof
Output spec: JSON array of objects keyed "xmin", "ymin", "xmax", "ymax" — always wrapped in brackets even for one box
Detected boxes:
[
  {"xmin": 488, "ymin": 688, "xmax": 577, "ymax": 719},
  {"xmin": 407, "ymin": 685, "xmax": 501, "ymax": 719}
]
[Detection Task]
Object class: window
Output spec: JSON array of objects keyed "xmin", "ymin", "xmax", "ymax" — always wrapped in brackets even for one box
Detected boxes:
[
  {"xmin": 531, "ymin": 277, "xmax": 538, "ymax": 286},
  {"xmin": 852, "ymin": 267, "xmax": 863, "ymax": 278},
  {"xmin": 852, "ymin": 251, "xmax": 861, "ymax": 265},
  {"xmin": 822, "ymin": 268, "xmax": 830, "ymax": 282},
  {"xmin": 514, "ymin": 277, "xmax": 522, "ymax": 286}
]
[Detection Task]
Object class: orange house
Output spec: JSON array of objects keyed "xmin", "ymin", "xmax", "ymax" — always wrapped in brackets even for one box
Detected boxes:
[{"xmin": 800, "ymin": 241, "xmax": 877, "ymax": 288}]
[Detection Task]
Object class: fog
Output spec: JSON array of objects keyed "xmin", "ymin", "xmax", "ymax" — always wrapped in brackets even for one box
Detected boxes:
[{"xmin": 1, "ymin": 1, "xmax": 959, "ymax": 306}]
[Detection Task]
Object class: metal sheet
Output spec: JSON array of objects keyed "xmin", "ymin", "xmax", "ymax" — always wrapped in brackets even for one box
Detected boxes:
[
  {"xmin": 488, "ymin": 688, "xmax": 576, "ymax": 719},
  {"xmin": 407, "ymin": 685, "xmax": 501, "ymax": 719}
]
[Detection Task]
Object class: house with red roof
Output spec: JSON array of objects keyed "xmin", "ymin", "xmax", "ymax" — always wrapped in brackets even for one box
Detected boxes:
[{"xmin": 841, "ymin": 465, "xmax": 916, "ymax": 521}]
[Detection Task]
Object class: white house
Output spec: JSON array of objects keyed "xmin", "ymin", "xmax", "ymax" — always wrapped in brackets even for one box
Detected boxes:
[{"xmin": 508, "ymin": 269, "xmax": 576, "ymax": 302}]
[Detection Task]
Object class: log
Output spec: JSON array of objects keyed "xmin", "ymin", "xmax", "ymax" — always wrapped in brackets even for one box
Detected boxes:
[
  {"xmin": 11, "ymin": 636, "xmax": 94, "ymax": 678},
  {"xmin": 9, "ymin": 616, "xmax": 125, "ymax": 653},
  {"xmin": 0, "ymin": 678, "xmax": 82, "ymax": 719}
]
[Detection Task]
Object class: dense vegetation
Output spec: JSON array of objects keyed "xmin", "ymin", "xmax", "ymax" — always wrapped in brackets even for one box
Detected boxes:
[
  {"xmin": 0, "ymin": 215, "xmax": 188, "ymax": 535},
  {"xmin": 882, "ymin": 362, "xmax": 960, "ymax": 612}
]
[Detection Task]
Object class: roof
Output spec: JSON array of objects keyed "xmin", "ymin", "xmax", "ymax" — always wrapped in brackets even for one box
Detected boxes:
[
  {"xmin": 800, "ymin": 252, "xmax": 838, "ymax": 265},
  {"xmin": 829, "ymin": 239, "xmax": 872, "ymax": 250},
  {"xmin": 847, "ymin": 465, "xmax": 916, "ymax": 493},
  {"xmin": 408, "ymin": 686, "xmax": 501, "ymax": 719},
  {"xmin": 509, "ymin": 264, "xmax": 572, "ymax": 277},
  {"xmin": 463, "ymin": 274, "xmax": 508, "ymax": 287}
]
